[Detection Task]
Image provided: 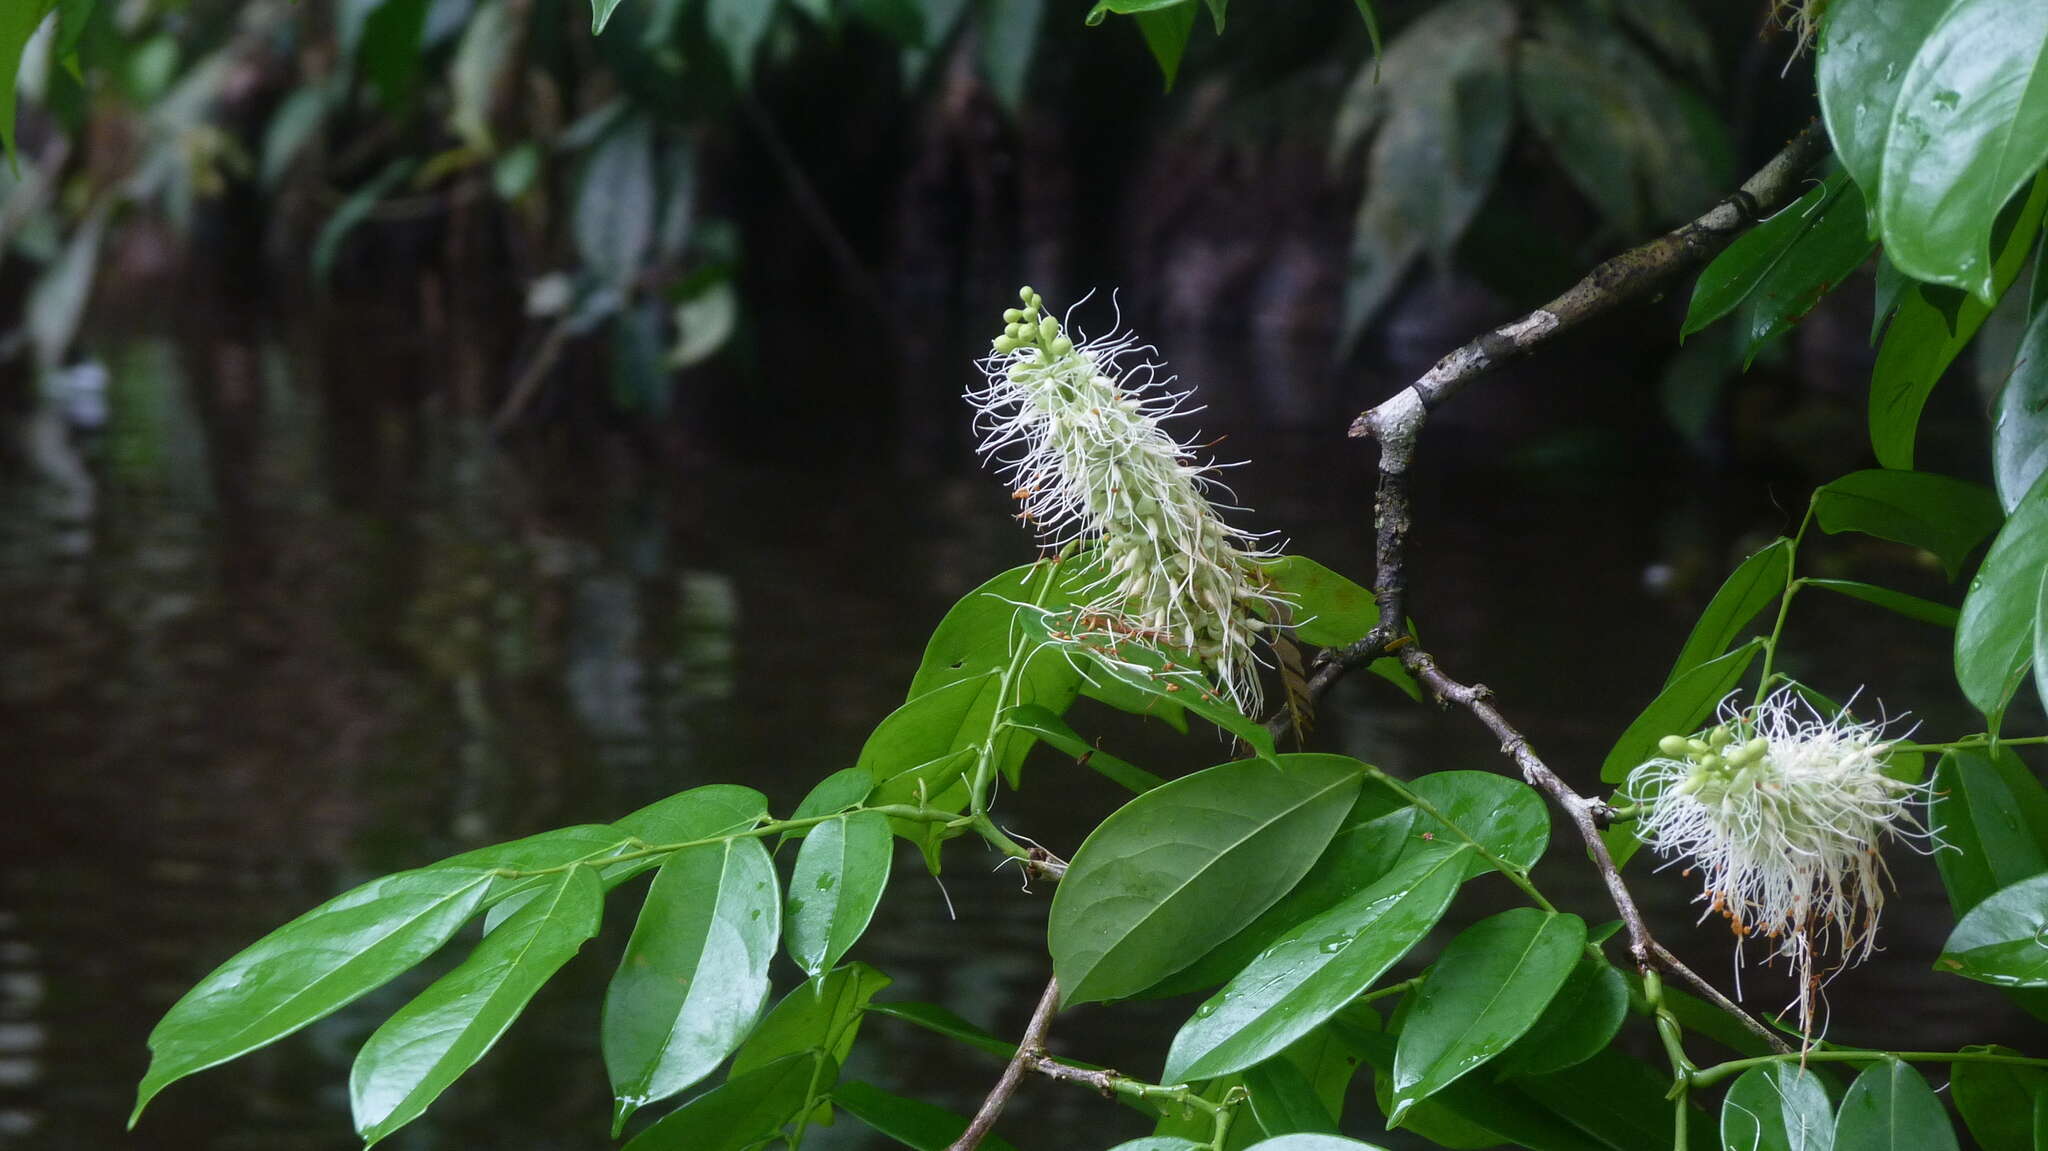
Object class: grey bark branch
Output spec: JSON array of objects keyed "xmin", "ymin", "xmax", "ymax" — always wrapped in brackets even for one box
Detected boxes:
[{"xmin": 949, "ymin": 977, "xmax": 1061, "ymax": 1151}]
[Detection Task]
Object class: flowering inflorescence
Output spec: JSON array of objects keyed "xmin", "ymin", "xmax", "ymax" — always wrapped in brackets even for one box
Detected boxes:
[
  {"xmin": 969, "ymin": 287, "xmax": 1284, "ymax": 715},
  {"xmin": 1626, "ymin": 686, "xmax": 1935, "ymax": 1034}
]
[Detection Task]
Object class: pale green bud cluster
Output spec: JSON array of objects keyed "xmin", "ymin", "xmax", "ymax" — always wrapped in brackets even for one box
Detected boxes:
[
  {"xmin": 991, "ymin": 288, "xmax": 1076, "ymax": 359},
  {"xmin": 1657, "ymin": 724, "xmax": 1771, "ymax": 802}
]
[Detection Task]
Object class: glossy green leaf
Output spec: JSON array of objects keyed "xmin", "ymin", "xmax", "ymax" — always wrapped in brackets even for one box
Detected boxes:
[
  {"xmin": 1951, "ymin": 1049, "xmax": 2048, "ymax": 1151},
  {"xmin": 1941, "ymin": 873, "xmax": 2048, "ymax": 986},
  {"xmin": 603, "ymin": 838, "xmax": 780, "ymax": 1125},
  {"xmin": 1667, "ymin": 539, "xmax": 1792, "ymax": 685},
  {"xmin": 833, "ymin": 1080, "xmax": 1020, "ymax": 1150},
  {"xmin": 1161, "ymin": 843, "xmax": 1470, "ymax": 1082},
  {"xmin": 1870, "ymin": 177, "xmax": 2048, "ymax": 468},
  {"xmin": 907, "ymin": 560, "xmax": 1083, "ymax": 699},
  {"xmin": 1745, "ymin": 177, "xmax": 1876, "ymax": 362},
  {"xmin": 1107, "ymin": 1140, "xmax": 1206, "ymax": 1151},
  {"xmin": 1400, "ymin": 770, "xmax": 1550, "ymax": 880},
  {"xmin": 1877, "ymin": 0, "xmax": 2048, "ymax": 298},
  {"xmin": 2036, "ymin": 565, "xmax": 2048, "ymax": 720},
  {"xmin": 732, "ymin": 963, "xmax": 890, "ymax": 1080},
  {"xmin": 1997, "ymin": 303, "xmax": 2048, "ymax": 512},
  {"xmin": 350, "ymin": 867, "xmax": 603, "ymax": 1145},
  {"xmin": 1019, "ymin": 609, "xmax": 1275, "ymax": 758},
  {"xmin": 786, "ymin": 811, "xmax": 891, "ymax": 976},
  {"xmin": 1813, "ymin": 469, "xmax": 2003, "ymax": 579},
  {"xmin": 1833, "ymin": 1058, "xmax": 1958, "ymax": 1151},
  {"xmin": 1131, "ymin": 3, "xmax": 1196, "ymax": 90},
  {"xmin": 621, "ymin": 1052, "xmax": 830, "ymax": 1151},
  {"xmin": 1933, "ymin": 748, "xmax": 2048, "ymax": 917},
  {"xmin": 1141, "ymin": 783, "xmax": 1413, "ymax": 998},
  {"xmin": 1816, "ymin": 0, "xmax": 1951, "ymax": 224},
  {"xmin": 1959, "ymin": 473, "xmax": 2048, "ymax": 714},
  {"xmin": 1492, "ymin": 954, "xmax": 1628, "ymax": 1078},
  {"xmin": 1052, "ymin": 754, "xmax": 1362, "ymax": 1005},
  {"xmin": 787, "ymin": 769, "xmax": 873, "ymax": 826},
  {"xmin": 1350, "ymin": 0, "xmax": 1382, "ymax": 64},
  {"xmin": 1682, "ymin": 176, "xmax": 1834, "ymax": 339},
  {"xmin": 131, "ymin": 867, "xmax": 496, "ymax": 1124},
  {"xmin": 862, "ymin": 675, "xmax": 998, "ymax": 817},
  {"xmin": 1244, "ymin": 1057, "xmax": 1339, "ymax": 1135},
  {"xmin": 589, "ymin": 0, "xmax": 624, "ymax": 33},
  {"xmin": 1387, "ymin": 909, "xmax": 1585, "ymax": 1121},
  {"xmin": 1802, "ymin": 578, "xmax": 1959, "ymax": 627},
  {"xmin": 1601, "ymin": 640, "xmax": 1762, "ymax": 783},
  {"xmin": 1720, "ymin": 1063, "xmax": 1834, "ymax": 1151},
  {"xmin": 1003, "ymin": 703, "xmax": 1165, "ymax": 793}
]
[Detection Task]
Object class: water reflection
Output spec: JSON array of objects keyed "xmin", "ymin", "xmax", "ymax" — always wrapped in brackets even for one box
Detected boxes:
[{"xmin": 3, "ymin": 305, "xmax": 2037, "ymax": 1150}]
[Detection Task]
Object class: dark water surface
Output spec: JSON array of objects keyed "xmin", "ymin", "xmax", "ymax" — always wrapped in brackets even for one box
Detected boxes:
[{"xmin": 4, "ymin": 297, "xmax": 2039, "ymax": 1150}]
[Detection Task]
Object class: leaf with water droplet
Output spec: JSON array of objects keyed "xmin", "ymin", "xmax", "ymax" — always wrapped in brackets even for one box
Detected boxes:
[{"xmin": 786, "ymin": 811, "xmax": 892, "ymax": 977}]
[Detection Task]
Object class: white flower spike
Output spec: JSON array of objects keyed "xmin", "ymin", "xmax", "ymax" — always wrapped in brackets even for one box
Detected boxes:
[
  {"xmin": 969, "ymin": 287, "xmax": 1282, "ymax": 715},
  {"xmin": 1626, "ymin": 686, "xmax": 1936, "ymax": 1035}
]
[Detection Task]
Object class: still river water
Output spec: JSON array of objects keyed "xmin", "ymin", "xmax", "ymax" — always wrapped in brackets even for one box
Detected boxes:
[{"xmin": 3, "ymin": 293, "xmax": 2038, "ymax": 1150}]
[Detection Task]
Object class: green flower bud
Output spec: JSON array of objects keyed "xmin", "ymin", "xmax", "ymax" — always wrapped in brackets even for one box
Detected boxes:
[{"xmin": 1658, "ymin": 735, "xmax": 1690, "ymax": 757}]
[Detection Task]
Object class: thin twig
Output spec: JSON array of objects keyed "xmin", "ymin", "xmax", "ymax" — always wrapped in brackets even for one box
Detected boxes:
[{"xmin": 950, "ymin": 977, "xmax": 1062, "ymax": 1151}]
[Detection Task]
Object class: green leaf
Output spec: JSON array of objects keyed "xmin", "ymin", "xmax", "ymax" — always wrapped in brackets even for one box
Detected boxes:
[
  {"xmin": 1996, "ymin": 302, "xmax": 2048, "ymax": 512},
  {"xmin": 1351, "ymin": 0, "xmax": 1382, "ymax": 65},
  {"xmin": 621, "ymin": 1052, "xmax": 830, "ymax": 1151},
  {"xmin": 590, "ymin": 0, "xmax": 624, "ymax": 33},
  {"xmin": 1513, "ymin": 1047, "xmax": 1685, "ymax": 1151},
  {"xmin": 1052, "ymin": 754, "xmax": 1362, "ymax": 1005},
  {"xmin": 131, "ymin": 868, "xmax": 496, "ymax": 1124},
  {"xmin": 1003, "ymin": 703, "xmax": 1165, "ymax": 793},
  {"xmin": 359, "ymin": 0, "xmax": 429, "ymax": 109},
  {"xmin": 1870, "ymin": 176, "xmax": 2048, "ymax": 468},
  {"xmin": 2035, "ymin": 565, "xmax": 2048, "ymax": 720},
  {"xmin": 350, "ymin": 867, "xmax": 603, "ymax": 1145},
  {"xmin": 1019, "ymin": 609, "xmax": 1276, "ymax": 758},
  {"xmin": 1816, "ymin": 0, "xmax": 1951, "ymax": 228},
  {"xmin": 1720, "ymin": 1063, "xmax": 1834, "ymax": 1151},
  {"xmin": 1951, "ymin": 1049, "xmax": 2048, "ymax": 1151},
  {"xmin": 1161, "ymin": 844, "xmax": 1470, "ymax": 1083},
  {"xmin": 861, "ymin": 676, "xmax": 997, "ymax": 821},
  {"xmin": 610, "ymin": 785, "xmax": 767, "ymax": 882},
  {"xmin": 1132, "ymin": 3, "xmax": 1196, "ymax": 90},
  {"xmin": 788, "ymin": 769, "xmax": 874, "ymax": 823},
  {"xmin": 1401, "ymin": 770, "xmax": 1550, "ymax": 881},
  {"xmin": 1, "ymin": 3, "xmax": 57, "ymax": 165},
  {"xmin": 1933, "ymin": 748, "xmax": 2048, "ymax": 916},
  {"xmin": 1958, "ymin": 473, "xmax": 2048, "ymax": 714},
  {"xmin": 1108, "ymin": 1140, "xmax": 1206, "ymax": 1151},
  {"xmin": 866, "ymin": 1001, "xmax": 1017, "ymax": 1060},
  {"xmin": 786, "ymin": 811, "xmax": 891, "ymax": 976},
  {"xmin": 1492, "ymin": 954, "xmax": 1628, "ymax": 1078},
  {"xmin": 1802, "ymin": 579, "xmax": 1959, "ymax": 627},
  {"xmin": 1244, "ymin": 1058, "xmax": 1339, "ymax": 1135},
  {"xmin": 261, "ymin": 86, "xmax": 328, "ymax": 189},
  {"xmin": 708, "ymin": 0, "xmax": 779, "ymax": 83},
  {"xmin": 1351, "ymin": 1030, "xmax": 1611, "ymax": 1151},
  {"xmin": 732, "ymin": 963, "xmax": 891, "ymax": 1077},
  {"xmin": 1877, "ymin": 0, "xmax": 2048, "ymax": 298},
  {"xmin": 1682, "ymin": 177, "xmax": 1835, "ymax": 339},
  {"xmin": 1667, "ymin": 539, "xmax": 1792, "ymax": 684},
  {"xmin": 1140, "ymin": 782, "xmax": 1413, "ymax": 998},
  {"xmin": 1812, "ymin": 468, "xmax": 2003, "ymax": 579},
  {"xmin": 1601, "ymin": 640, "xmax": 1762, "ymax": 783},
  {"xmin": 1941, "ymin": 873, "xmax": 2048, "ymax": 986},
  {"xmin": 833, "ymin": 1081, "xmax": 1020, "ymax": 1150},
  {"xmin": 1744, "ymin": 177, "xmax": 1876, "ymax": 362},
  {"xmin": 1833, "ymin": 1058, "xmax": 1959, "ymax": 1151},
  {"xmin": 603, "ymin": 838, "xmax": 780, "ymax": 1126},
  {"xmin": 1387, "ymin": 909, "xmax": 1585, "ymax": 1122}
]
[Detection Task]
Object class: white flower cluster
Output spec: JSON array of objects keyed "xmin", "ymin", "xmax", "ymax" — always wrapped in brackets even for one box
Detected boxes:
[
  {"xmin": 1627, "ymin": 687, "xmax": 1935, "ymax": 1032},
  {"xmin": 968, "ymin": 287, "xmax": 1282, "ymax": 715}
]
